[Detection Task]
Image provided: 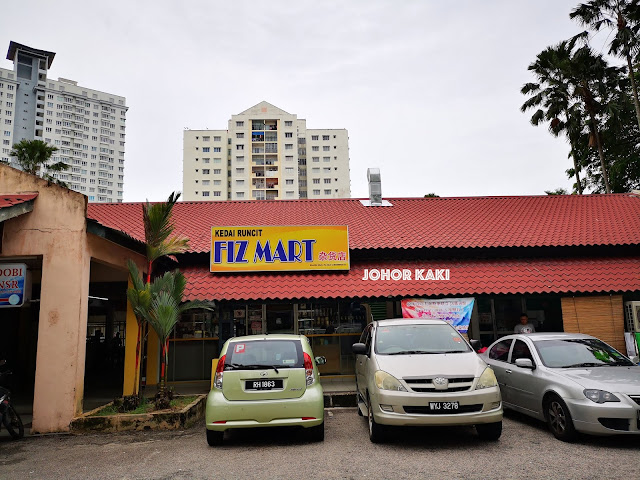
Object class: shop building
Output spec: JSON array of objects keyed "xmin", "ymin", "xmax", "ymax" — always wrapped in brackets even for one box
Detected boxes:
[
  {"xmin": 87, "ymin": 192, "xmax": 640, "ymax": 383},
  {"xmin": 3, "ymin": 159, "xmax": 640, "ymax": 433}
]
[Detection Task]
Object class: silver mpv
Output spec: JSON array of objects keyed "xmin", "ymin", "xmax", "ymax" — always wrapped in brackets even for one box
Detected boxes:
[{"xmin": 352, "ymin": 318, "xmax": 503, "ymax": 443}]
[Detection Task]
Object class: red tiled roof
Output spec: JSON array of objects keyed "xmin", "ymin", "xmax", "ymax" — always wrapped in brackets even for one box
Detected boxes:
[
  {"xmin": 0, "ymin": 193, "xmax": 38, "ymax": 209},
  {"xmin": 181, "ymin": 256, "xmax": 640, "ymax": 301},
  {"xmin": 87, "ymin": 194, "xmax": 640, "ymax": 252}
]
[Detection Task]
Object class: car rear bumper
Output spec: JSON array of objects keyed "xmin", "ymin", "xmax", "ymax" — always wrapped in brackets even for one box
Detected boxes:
[
  {"xmin": 371, "ymin": 386, "xmax": 503, "ymax": 426},
  {"xmin": 567, "ymin": 397, "xmax": 640, "ymax": 435},
  {"xmin": 205, "ymin": 383, "xmax": 324, "ymax": 431}
]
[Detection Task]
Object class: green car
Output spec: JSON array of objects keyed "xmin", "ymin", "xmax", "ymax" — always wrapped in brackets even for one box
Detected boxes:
[{"xmin": 205, "ymin": 334, "xmax": 326, "ymax": 446}]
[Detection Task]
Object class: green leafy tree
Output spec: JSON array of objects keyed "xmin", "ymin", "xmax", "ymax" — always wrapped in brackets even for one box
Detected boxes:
[
  {"xmin": 8, "ymin": 139, "xmax": 68, "ymax": 186},
  {"xmin": 545, "ymin": 188, "xmax": 569, "ymax": 195}
]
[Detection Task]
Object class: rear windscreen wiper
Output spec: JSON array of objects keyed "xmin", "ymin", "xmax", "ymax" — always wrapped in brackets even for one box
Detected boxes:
[{"xmin": 226, "ymin": 363, "xmax": 280, "ymax": 373}]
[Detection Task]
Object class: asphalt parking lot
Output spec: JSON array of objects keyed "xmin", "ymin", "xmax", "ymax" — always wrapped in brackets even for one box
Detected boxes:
[{"xmin": 2, "ymin": 408, "xmax": 640, "ymax": 480}]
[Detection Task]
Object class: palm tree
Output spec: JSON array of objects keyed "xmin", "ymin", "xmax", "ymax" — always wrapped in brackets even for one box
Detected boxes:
[
  {"xmin": 521, "ymin": 42, "xmax": 585, "ymax": 193},
  {"xmin": 128, "ymin": 192, "xmax": 190, "ymax": 398},
  {"xmin": 8, "ymin": 139, "xmax": 68, "ymax": 186},
  {"xmin": 570, "ymin": 0, "xmax": 640, "ymax": 132},
  {"xmin": 127, "ymin": 265, "xmax": 212, "ymax": 407}
]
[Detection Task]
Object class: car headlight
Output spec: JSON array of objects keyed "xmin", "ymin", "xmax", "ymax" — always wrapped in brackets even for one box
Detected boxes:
[
  {"xmin": 475, "ymin": 367, "xmax": 498, "ymax": 390},
  {"xmin": 583, "ymin": 389, "xmax": 620, "ymax": 404},
  {"xmin": 374, "ymin": 370, "xmax": 407, "ymax": 392}
]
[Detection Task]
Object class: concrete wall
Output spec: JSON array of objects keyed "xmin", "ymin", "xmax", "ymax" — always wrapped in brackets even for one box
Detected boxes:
[{"xmin": 0, "ymin": 164, "xmax": 144, "ymax": 433}]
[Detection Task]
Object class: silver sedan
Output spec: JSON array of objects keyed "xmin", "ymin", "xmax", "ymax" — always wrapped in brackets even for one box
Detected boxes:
[{"xmin": 481, "ymin": 333, "xmax": 640, "ymax": 441}]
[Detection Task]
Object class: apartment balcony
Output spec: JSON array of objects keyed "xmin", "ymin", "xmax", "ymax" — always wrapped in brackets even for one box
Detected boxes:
[
  {"xmin": 266, "ymin": 192, "xmax": 278, "ymax": 200},
  {"xmin": 252, "ymin": 148, "xmax": 264, "ymax": 154},
  {"xmin": 265, "ymin": 144, "xmax": 278, "ymax": 153},
  {"xmin": 265, "ymin": 134, "xmax": 277, "ymax": 142},
  {"xmin": 253, "ymin": 182, "xmax": 266, "ymax": 189},
  {"xmin": 252, "ymin": 191, "xmax": 266, "ymax": 200},
  {"xmin": 265, "ymin": 170, "xmax": 278, "ymax": 178},
  {"xmin": 252, "ymin": 132, "xmax": 265, "ymax": 142}
]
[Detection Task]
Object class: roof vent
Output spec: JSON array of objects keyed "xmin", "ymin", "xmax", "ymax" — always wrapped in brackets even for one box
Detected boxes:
[
  {"xmin": 368, "ymin": 168, "xmax": 382, "ymax": 205},
  {"xmin": 360, "ymin": 168, "xmax": 392, "ymax": 207}
]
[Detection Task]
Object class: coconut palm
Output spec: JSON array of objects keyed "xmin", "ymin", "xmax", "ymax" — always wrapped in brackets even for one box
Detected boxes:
[
  {"xmin": 570, "ymin": 0, "xmax": 640, "ymax": 132},
  {"xmin": 8, "ymin": 139, "xmax": 68, "ymax": 186},
  {"xmin": 521, "ymin": 42, "xmax": 586, "ymax": 193}
]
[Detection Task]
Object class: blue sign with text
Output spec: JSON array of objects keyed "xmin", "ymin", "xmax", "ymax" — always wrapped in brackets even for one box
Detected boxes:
[{"xmin": 0, "ymin": 264, "xmax": 27, "ymax": 308}]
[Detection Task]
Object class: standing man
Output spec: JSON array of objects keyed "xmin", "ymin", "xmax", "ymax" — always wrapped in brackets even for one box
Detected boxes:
[{"xmin": 514, "ymin": 313, "xmax": 536, "ymax": 334}]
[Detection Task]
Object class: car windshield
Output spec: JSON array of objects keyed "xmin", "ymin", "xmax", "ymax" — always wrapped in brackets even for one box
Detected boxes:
[
  {"xmin": 374, "ymin": 324, "xmax": 470, "ymax": 355},
  {"xmin": 225, "ymin": 340, "xmax": 304, "ymax": 370},
  {"xmin": 534, "ymin": 338, "xmax": 634, "ymax": 368}
]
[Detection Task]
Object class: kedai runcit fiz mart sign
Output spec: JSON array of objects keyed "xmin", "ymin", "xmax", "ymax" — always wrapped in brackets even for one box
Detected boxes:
[
  {"xmin": 0, "ymin": 263, "xmax": 27, "ymax": 308},
  {"xmin": 211, "ymin": 226, "xmax": 349, "ymax": 273}
]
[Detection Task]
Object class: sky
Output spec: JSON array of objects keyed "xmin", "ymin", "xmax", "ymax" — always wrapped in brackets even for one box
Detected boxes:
[{"xmin": 1, "ymin": 0, "xmax": 616, "ymax": 201}]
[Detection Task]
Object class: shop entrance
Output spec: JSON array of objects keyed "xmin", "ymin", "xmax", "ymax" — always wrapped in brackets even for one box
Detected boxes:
[{"xmin": 82, "ymin": 261, "xmax": 128, "ymax": 411}]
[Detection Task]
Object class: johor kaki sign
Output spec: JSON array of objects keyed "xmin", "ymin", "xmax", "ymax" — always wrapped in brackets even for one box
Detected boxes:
[{"xmin": 210, "ymin": 226, "xmax": 349, "ymax": 273}]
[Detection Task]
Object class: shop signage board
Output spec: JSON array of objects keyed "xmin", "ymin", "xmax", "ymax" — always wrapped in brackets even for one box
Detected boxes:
[
  {"xmin": 401, "ymin": 297, "xmax": 475, "ymax": 334},
  {"xmin": 0, "ymin": 263, "xmax": 28, "ymax": 308},
  {"xmin": 210, "ymin": 225, "xmax": 349, "ymax": 273}
]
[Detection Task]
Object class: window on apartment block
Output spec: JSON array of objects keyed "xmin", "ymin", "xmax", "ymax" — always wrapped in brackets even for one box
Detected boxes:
[
  {"xmin": 236, "ymin": 121, "xmax": 244, "ymax": 127},
  {"xmin": 214, "ymin": 158, "xmax": 222, "ymax": 164},
  {"xmin": 324, "ymin": 189, "xmax": 331, "ymax": 195},
  {"xmin": 323, "ymin": 156, "xmax": 330, "ymax": 162},
  {"xmin": 202, "ymin": 169, "xmax": 210, "ymax": 174},
  {"xmin": 236, "ymin": 145, "xmax": 244, "ymax": 150},
  {"xmin": 313, "ymin": 189, "xmax": 320, "ymax": 195},
  {"xmin": 312, "ymin": 146, "xmax": 319, "ymax": 151},
  {"xmin": 202, "ymin": 180, "xmax": 210, "ymax": 185},
  {"xmin": 214, "ymin": 136, "xmax": 222, "ymax": 141},
  {"xmin": 237, "ymin": 192, "xmax": 245, "ymax": 198},
  {"xmin": 214, "ymin": 147, "xmax": 222, "ymax": 152},
  {"xmin": 312, "ymin": 157, "xmax": 319, "ymax": 162},
  {"xmin": 286, "ymin": 179, "xmax": 294, "ymax": 185},
  {"xmin": 202, "ymin": 147, "xmax": 210, "ymax": 152},
  {"xmin": 285, "ymin": 144, "xmax": 293, "ymax": 150},
  {"xmin": 311, "ymin": 135, "xmax": 319, "ymax": 141},
  {"xmin": 203, "ymin": 136, "xmax": 210, "ymax": 141},
  {"xmin": 202, "ymin": 158, "xmax": 210, "ymax": 163},
  {"xmin": 285, "ymin": 155, "xmax": 293, "ymax": 161},
  {"xmin": 236, "ymin": 168, "xmax": 245, "ymax": 174},
  {"xmin": 236, "ymin": 156, "xmax": 244, "ymax": 162},
  {"xmin": 236, "ymin": 133, "xmax": 244, "ymax": 138},
  {"xmin": 285, "ymin": 121, "xmax": 292, "ymax": 126},
  {"xmin": 313, "ymin": 178, "xmax": 320, "ymax": 184},
  {"xmin": 202, "ymin": 191, "xmax": 210, "ymax": 197},
  {"xmin": 323, "ymin": 146, "xmax": 330, "ymax": 151},
  {"xmin": 285, "ymin": 132, "xmax": 293, "ymax": 138},
  {"xmin": 213, "ymin": 169, "xmax": 222, "ymax": 174},
  {"xmin": 324, "ymin": 178, "xmax": 331, "ymax": 184},
  {"xmin": 322, "ymin": 135, "xmax": 329, "ymax": 141}
]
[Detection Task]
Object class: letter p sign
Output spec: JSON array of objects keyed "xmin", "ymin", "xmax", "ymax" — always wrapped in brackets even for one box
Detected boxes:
[{"xmin": 234, "ymin": 344, "xmax": 245, "ymax": 354}]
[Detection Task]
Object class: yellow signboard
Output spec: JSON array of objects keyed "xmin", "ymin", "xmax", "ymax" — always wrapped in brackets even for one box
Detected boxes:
[{"xmin": 210, "ymin": 226, "xmax": 349, "ymax": 273}]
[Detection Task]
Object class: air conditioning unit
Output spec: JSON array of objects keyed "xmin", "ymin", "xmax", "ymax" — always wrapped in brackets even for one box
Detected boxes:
[{"xmin": 624, "ymin": 301, "xmax": 640, "ymax": 332}]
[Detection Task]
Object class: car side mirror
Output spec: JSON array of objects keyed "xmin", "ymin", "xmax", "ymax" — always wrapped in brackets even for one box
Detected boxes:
[
  {"xmin": 315, "ymin": 356, "xmax": 327, "ymax": 365},
  {"xmin": 352, "ymin": 343, "xmax": 367, "ymax": 355},
  {"xmin": 630, "ymin": 355, "xmax": 639, "ymax": 365},
  {"xmin": 515, "ymin": 358, "xmax": 535, "ymax": 369},
  {"xmin": 469, "ymin": 339, "xmax": 482, "ymax": 353}
]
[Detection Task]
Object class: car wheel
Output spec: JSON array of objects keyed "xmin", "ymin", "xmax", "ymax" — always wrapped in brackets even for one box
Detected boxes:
[
  {"xmin": 308, "ymin": 422, "xmax": 325, "ymax": 442},
  {"xmin": 367, "ymin": 394, "xmax": 385, "ymax": 443},
  {"xmin": 206, "ymin": 429, "xmax": 224, "ymax": 446},
  {"xmin": 546, "ymin": 395, "xmax": 576, "ymax": 442},
  {"xmin": 476, "ymin": 421, "xmax": 502, "ymax": 441}
]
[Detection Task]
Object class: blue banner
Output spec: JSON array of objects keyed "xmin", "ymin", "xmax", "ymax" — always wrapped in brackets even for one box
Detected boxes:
[{"xmin": 401, "ymin": 297, "xmax": 475, "ymax": 334}]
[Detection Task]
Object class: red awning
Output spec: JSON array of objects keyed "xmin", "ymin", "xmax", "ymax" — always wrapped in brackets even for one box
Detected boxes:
[{"xmin": 182, "ymin": 256, "xmax": 640, "ymax": 301}]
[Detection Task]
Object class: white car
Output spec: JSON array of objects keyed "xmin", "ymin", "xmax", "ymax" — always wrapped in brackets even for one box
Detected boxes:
[
  {"xmin": 352, "ymin": 318, "xmax": 503, "ymax": 443},
  {"xmin": 482, "ymin": 333, "xmax": 640, "ymax": 441}
]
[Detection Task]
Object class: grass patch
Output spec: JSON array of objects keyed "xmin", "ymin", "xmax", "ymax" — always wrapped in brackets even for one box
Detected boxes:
[{"xmin": 89, "ymin": 395, "xmax": 198, "ymax": 417}]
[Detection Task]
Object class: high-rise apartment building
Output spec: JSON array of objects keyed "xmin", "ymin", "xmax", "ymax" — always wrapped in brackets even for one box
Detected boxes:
[
  {"xmin": 183, "ymin": 102, "xmax": 350, "ymax": 201},
  {"xmin": 0, "ymin": 41, "xmax": 127, "ymax": 202}
]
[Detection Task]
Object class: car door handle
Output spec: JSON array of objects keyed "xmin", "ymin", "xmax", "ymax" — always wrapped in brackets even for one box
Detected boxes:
[{"xmin": 505, "ymin": 369, "xmax": 512, "ymax": 374}]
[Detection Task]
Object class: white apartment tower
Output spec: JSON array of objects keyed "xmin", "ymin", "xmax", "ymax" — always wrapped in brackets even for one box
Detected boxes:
[
  {"xmin": 0, "ymin": 41, "xmax": 127, "ymax": 202},
  {"xmin": 183, "ymin": 102, "xmax": 350, "ymax": 201}
]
